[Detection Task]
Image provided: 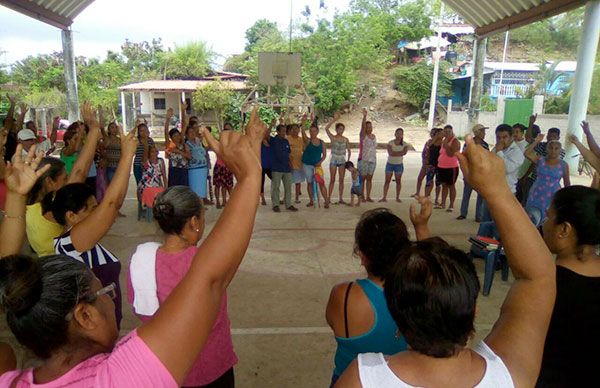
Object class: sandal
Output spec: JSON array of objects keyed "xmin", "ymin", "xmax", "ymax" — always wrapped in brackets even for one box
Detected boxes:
[
  {"xmin": 434, "ymin": 204, "xmax": 444, "ymax": 209},
  {"xmin": 446, "ymin": 207, "xmax": 454, "ymax": 212}
]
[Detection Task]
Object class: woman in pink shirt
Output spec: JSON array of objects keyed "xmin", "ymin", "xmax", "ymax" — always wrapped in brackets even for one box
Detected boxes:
[
  {"xmin": 436, "ymin": 124, "xmax": 461, "ymax": 212},
  {"xmin": 0, "ymin": 108, "xmax": 267, "ymax": 388},
  {"xmin": 128, "ymin": 185, "xmax": 237, "ymax": 387}
]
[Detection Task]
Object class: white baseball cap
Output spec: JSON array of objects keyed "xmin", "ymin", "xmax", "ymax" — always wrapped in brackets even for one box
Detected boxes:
[{"xmin": 17, "ymin": 129, "xmax": 37, "ymax": 141}]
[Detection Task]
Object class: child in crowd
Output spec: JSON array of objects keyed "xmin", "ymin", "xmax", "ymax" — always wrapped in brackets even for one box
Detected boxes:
[
  {"xmin": 137, "ymin": 142, "xmax": 167, "ymax": 202},
  {"xmin": 345, "ymin": 161, "xmax": 361, "ymax": 207}
]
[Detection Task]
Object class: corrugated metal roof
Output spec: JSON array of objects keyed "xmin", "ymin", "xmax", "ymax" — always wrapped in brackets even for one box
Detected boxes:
[
  {"xmin": 119, "ymin": 80, "xmax": 250, "ymax": 92},
  {"xmin": 442, "ymin": 0, "xmax": 587, "ymax": 38},
  {"xmin": 0, "ymin": 0, "xmax": 94, "ymax": 29}
]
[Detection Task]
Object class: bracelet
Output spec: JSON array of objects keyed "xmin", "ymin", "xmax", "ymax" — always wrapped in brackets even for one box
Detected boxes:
[{"xmin": 0, "ymin": 210, "xmax": 24, "ymax": 220}]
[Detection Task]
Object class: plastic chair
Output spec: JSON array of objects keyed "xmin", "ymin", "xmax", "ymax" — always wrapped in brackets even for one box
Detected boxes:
[
  {"xmin": 138, "ymin": 187, "xmax": 164, "ymax": 222},
  {"xmin": 482, "ymin": 246, "xmax": 509, "ymax": 296}
]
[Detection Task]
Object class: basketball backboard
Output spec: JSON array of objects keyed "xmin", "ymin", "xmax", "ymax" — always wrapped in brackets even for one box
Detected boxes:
[{"xmin": 258, "ymin": 52, "xmax": 302, "ymax": 87}]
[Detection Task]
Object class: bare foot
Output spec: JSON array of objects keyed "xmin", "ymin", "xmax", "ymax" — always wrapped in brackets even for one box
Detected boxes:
[
  {"xmin": 378, "ymin": 198, "xmax": 387, "ymax": 203},
  {"xmin": 396, "ymin": 198, "xmax": 402, "ymax": 203},
  {"xmin": 366, "ymin": 198, "xmax": 374, "ymax": 203}
]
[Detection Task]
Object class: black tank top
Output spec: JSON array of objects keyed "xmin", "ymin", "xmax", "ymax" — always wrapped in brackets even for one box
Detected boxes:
[
  {"xmin": 428, "ymin": 144, "xmax": 441, "ymax": 167},
  {"xmin": 536, "ymin": 265, "xmax": 600, "ymax": 387}
]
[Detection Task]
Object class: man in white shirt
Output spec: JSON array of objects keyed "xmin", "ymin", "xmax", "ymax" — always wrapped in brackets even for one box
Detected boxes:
[{"xmin": 494, "ymin": 124, "xmax": 524, "ymax": 194}]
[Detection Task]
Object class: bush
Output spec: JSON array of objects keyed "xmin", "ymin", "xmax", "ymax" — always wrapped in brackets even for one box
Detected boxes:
[{"xmin": 393, "ymin": 62, "xmax": 452, "ymax": 112}]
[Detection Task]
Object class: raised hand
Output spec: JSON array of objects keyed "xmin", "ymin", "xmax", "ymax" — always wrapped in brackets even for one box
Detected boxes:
[
  {"xmin": 4, "ymin": 144, "xmax": 51, "ymax": 196},
  {"xmin": 119, "ymin": 124, "xmax": 138, "ymax": 157},
  {"xmin": 6, "ymin": 94, "xmax": 15, "ymax": 105},
  {"xmin": 581, "ymin": 121, "xmax": 591, "ymax": 134},
  {"xmin": 456, "ymin": 135, "xmax": 508, "ymax": 199},
  {"xmin": 528, "ymin": 113, "xmax": 537, "ymax": 126},
  {"xmin": 80, "ymin": 101, "xmax": 99, "ymax": 128},
  {"xmin": 166, "ymin": 108, "xmax": 174, "ymax": 120},
  {"xmin": 568, "ymin": 134, "xmax": 580, "ymax": 145},
  {"xmin": 19, "ymin": 103, "xmax": 28, "ymax": 115},
  {"xmin": 203, "ymin": 107, "xmax": 265, "ymax": 181},
  {"xmin": 535, "ymin": 133, "xmax": 545, "ymax": 143},
  {"xmin": 362, "ymin": 108, "xmax": 368, "ymax": 117},
  {"xmin": 333, "ymin": 111, "xmax": 341, "ymax": 121},
  {"xmin": 409, "ymin": 195, "xmax": 432, "ymax": 229}
]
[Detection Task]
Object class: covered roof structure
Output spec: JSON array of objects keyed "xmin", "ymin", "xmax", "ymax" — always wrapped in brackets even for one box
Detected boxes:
[
  {"xmin": 442, "ymin": 0, "xmax": 587, "ymax": 38},
  {"xmin": 0, "ymin": 0, "xmax": 94, "ymax": 30}
]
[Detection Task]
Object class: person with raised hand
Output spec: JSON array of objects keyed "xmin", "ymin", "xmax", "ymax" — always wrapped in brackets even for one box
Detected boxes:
[
  {"xmin": 336, "ymin": 135, "xmax": 555, "ymax": 388},
  {"xmin": 325, "ymin": 111, "xmax": 351, "ymax": 205},
  {"xmin": 0, "ymin": 144, "xmax": 50, "ymax": 257},
  {"xmin": 47, "ymin": 122, "xmax": 136, "ymax": 327},
  {"xmin": 0, "ymin": 107, "xmax": 265, "ymax": 387},
  {"xmin": 570, "ymin": 121, "xmax": 600, "ymax": 175},
  {"xmin": 25, "ymin": 101, "xmax": 103, "ymax": 256}
]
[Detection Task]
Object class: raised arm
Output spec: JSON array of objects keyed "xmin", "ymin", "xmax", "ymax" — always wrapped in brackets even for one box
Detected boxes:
[
  {"xmin": 180, "ymin": 100, "xmax": 189, "ymax": 133},
  {"xmin": 0, "ymin": 144, "xmax": 50, "ymax": 257},
  {"xmin": 581, "ymin": 121, "xmax": 600, "ymax": 158},
  {"xmin": 443, "ymin": 137, "xmax": 460, "ymax": 156},
  {"xmin": 360, "ymin": 108, "xmax": 367, "ymax": 140},
  {"xmin": 409, "ymin": 195, "xmax": 432, "ymax": 240},
  {"xmin": 525, "ymin": 114, "xmax": 537, "ymax": 144},
  {"xmin": 570, "ymin": 134, "xmax": 600, "ymax": 173},
  {"xmin": 524, "ymin": 134, "xmax": 544, "ymax": 163},
  {"xmin": 324, "ymin": 112, "xmax": 340, "ymax": 139},
  {"xmin": 68, "ymin": 103, "xmax": 102, "ymax": 184},
  {"xmin": 5, "ymin": 95, "xmax": 16, "ymax": 133},
  {"xmin": 16, "ymin": 103, "xmax": 27, "ymax": 132},
  {"xmin": 457, "ymin": 136, "xmax": 555, "ymax": 388},
  {"xmin": 69, "ymin": 126, "xmax": 136, "ymax": 252},
  {"xmin": 137, "ymin": 107, "xmax": 266, "ymax": 385},
  {"xmin": 164, "ymin": 108, "xmax": 173, "ymax": 145}
]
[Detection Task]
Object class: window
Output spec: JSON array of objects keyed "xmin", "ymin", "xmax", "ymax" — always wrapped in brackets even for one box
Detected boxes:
[{"xmin": 154, "ymin": 98, "xmax": 166, "ymax": 110}]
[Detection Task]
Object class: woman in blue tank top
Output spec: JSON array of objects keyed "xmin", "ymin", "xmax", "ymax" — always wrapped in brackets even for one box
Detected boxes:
[{"xmin": 325, "ymin": 204, "xmax": 431, "ymax": 386}]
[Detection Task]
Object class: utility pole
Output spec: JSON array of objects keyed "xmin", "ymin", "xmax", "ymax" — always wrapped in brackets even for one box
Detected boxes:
[
  {"xmin": 467, "ymin": 37, "xmax": 487, "ymax": 132},
  {"xmin": 427, "ymin": 2, "xmax": 444, "ymax": 130},
  {"xmin": 62, "ymin": 28, "xmax": 79, "ymax": 122}
]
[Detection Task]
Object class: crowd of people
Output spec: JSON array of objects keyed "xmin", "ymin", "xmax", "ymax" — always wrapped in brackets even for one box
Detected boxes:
[{"xmin": 0, "ymin": 93, "xmax": 599, "ymax": 387}]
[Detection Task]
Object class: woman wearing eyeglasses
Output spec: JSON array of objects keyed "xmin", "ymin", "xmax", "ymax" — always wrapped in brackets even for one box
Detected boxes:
[
  {"xmin": 0, "ymin": 108, "xmax": 266, "ymax": 387},
  {"xmin": 41, "ymin": 124, "xmax": 138, "ymax": 328}
]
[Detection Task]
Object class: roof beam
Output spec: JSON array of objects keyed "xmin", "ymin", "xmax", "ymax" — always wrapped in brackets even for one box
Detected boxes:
[
  {"xmin": 475, "ymin": 0, "xmax": 587, "ymax": 38},
  {"xmin": 0, "ymin": 0, "xmax": 72, "ymax": 29}
]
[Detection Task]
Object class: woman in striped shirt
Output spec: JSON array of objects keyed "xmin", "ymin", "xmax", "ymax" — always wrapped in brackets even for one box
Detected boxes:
[{"xmin": 47, "ymin": 125, "xmax": 137, "ymax": 328}]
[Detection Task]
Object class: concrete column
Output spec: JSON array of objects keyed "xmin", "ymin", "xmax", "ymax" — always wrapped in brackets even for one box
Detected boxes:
[
  {"xmin": 533, "ymin": 95, "xmax": 545, "ymax": 115},
  {"xmin": 496, "ymin": 96, "xmax": 506, "ymax": 126},
  {"xmin": 61, "ymin": 28, "xmax": 79, "ymax": 122},
  {"xmin": 467, "ymin": 37, "xmax": 487, "ymax": 131},
  {"xmin": 565, "ymin": 1, "xmax": 600, "ymax": 171}
]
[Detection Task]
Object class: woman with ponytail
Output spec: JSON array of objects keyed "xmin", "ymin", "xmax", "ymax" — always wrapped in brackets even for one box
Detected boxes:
[{"xmin": 25, "ymin": 102, "xmax": 102, "ymax": 256}]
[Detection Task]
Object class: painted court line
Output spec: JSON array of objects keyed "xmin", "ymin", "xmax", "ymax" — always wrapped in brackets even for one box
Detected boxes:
[{"xmin": 232, "ymin": 327, "xmax": 331, "ymax": 335}]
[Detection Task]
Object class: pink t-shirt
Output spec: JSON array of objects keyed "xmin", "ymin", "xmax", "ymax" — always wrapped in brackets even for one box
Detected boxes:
[
  {"xmin": 127, "ymin": 245, "xmax": 237, "ymax": 386},
  {"xmin": 438, "ymin": 137, "xmax": 460, "ymax": 168},
  {"xmin": 0, "ymin": 330, "xmax": 177, "ymax": 387}
]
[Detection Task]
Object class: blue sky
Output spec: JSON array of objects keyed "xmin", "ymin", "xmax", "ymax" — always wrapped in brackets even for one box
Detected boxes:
[{"xmin": 0, "ymin": 0, "xmax": 350, "ymax": 67}]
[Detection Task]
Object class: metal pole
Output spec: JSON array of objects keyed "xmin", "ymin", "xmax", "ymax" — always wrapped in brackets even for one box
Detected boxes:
[
  {"xmin": 427, "ymin": 3, "xmax": 444, "ymax": 130},
  {"xmin": 498, "ymin": 31, "xmax": 509, "ymax": 96},
  {"xmin": 467, "ymin": 38, "xmax": 488, "ymax": 133},
  {"xmin": 467, "ymin": 39, "xmax": 477, "ymax": 108},
  {"xmin": 565, "ymin": 1, "xmax": 600, "ymax": 172},
  {"xmin": 120, "ymin": 91, "xmax": 127, "ymax": 130},
  {"xmin": 61, "ymin": 28, "xmax": 79, "ymax": 122}
]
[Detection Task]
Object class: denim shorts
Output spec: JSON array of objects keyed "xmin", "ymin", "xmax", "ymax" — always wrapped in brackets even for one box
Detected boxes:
[
  {"xmin": 385, "ymin": 162, "xmax": 404, "ymax": 174},
  {"xmin": 351, "ymin": 185, "xmax": 363, "ymax": 196},
  {"xmin": 303, "ymin": 164, "xmax": 316, "ymax": 183},
  {"xmin": 292, "ymin": 168, "xmax": 305, "ymax": 184}
]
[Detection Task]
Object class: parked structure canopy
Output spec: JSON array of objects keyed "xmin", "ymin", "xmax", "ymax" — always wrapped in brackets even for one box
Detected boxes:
[
  {"xmin": 442, "ymin": 0, "xmax": 587, "ymax": 38},
  {"xmin": 0, "ymin": 0, "xmax": 94, "ymax": 29}
]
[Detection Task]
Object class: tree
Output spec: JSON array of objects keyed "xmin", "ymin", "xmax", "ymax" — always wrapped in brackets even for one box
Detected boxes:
[
  {"xmin": 192, "ymin": 81, "xmax": 234, "ymax": 129},
  {"xmin": 121, "ymin": 38, "xmax": 165, "ymax": 81},
  {"xmin": 163, "ymin": 41, "xmax": 214, "ymax": 80},
  {"xmin": 245, "ymin": 19, "xmax": 282, "ymax": 51},
  {"xmin": 394, "ymin": 61, "xmax": 452, "ymax": 112}
]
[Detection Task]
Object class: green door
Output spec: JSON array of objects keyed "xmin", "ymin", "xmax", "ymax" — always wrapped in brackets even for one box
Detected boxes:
[{"xmin": 503, "ymin": 98, "xmax": 533, "ymax": 126}]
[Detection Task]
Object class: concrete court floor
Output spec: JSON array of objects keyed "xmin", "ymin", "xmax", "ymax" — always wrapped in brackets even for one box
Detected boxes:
[{"xmin": 1, "ymin": 142, "xmax": 591, "ymax": 387}]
